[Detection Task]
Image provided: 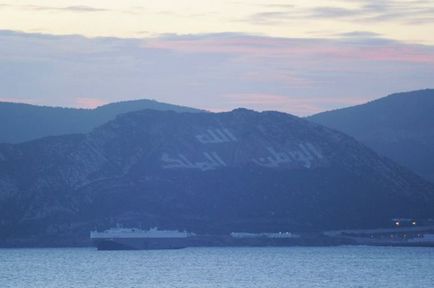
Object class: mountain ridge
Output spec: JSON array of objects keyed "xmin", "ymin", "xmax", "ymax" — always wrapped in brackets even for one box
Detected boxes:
[
  {"xmin": 0, "ymin": 99, "xmax": 203, "ymax": 144},
  {"xmin": 1, "ymin": 108, "xmax": 433, "ymax": 246},
  {"xmin": 308, "ymin": 89, "xmax": 434, "ymax": 182}
]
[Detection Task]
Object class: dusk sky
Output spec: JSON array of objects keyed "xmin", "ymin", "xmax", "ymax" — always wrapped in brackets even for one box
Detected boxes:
[{"xmin": 1, "ymin": 0, "xmax": 433, "ymax": 115}]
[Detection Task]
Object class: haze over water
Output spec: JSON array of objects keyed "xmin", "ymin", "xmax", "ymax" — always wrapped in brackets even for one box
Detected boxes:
[{"xmin": 1, "ymin": 246, "xmax": 434, "ymax": 288}]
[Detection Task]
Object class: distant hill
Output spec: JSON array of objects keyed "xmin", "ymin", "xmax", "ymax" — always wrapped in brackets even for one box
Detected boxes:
[
  {"xmin": 0, "ymin": 99, "xmax": 202, "ymax": 143},
  {"xmin": 1, "ymin": 108, "xmax": 433, "ymax": 246},
  {"xmin": 308, "ymin": 89, "xmax": 434, "ymax": 182}
]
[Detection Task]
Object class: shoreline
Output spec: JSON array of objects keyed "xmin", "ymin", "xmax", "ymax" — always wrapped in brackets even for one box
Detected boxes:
[{"xmin": 3, "ymin": 225, "xmax": 434, "ymax": 249}]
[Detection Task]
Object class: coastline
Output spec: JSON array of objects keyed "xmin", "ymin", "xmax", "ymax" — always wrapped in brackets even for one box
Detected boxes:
[{"xmin": 2, "ymin": 225, "xmax": 434, "ymax": 249}]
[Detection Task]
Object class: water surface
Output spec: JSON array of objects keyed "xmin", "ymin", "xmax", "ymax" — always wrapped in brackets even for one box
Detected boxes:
[{"xmin": 1, "ymin": 246, "xmax": 434, "ymax": 288}]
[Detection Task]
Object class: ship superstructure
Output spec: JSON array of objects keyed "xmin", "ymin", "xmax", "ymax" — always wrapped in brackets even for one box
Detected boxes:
[
  {"xmin": 90, "ymin": 226, "xmax": 306, "ymax": 250},
  {"xmin": 91, "ymin": 227, "xmax": 193, "ymax": 239}
]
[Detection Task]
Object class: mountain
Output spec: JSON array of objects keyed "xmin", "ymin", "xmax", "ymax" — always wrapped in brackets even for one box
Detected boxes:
[
  {"xmin": 1, "ymin": 108, "xmax": 433, "ymax": 246},
  {"xmin": 308, "ymin": 89, "xmax": 434, "ymax": 183},
  {"xmin": 0, "ymin": 99, "xmax": 202, "ymax": 143}
]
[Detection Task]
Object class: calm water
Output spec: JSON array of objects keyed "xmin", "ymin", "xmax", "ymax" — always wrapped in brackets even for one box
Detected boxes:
[{"xmin": 1, "ymin": 246, "xmax": 434, "ymax": 288}]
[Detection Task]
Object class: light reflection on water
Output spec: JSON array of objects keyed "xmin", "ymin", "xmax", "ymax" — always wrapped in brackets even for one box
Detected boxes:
[{"xmin": 1, "ymin": 246, "xmax": 434, "ymax": 288}]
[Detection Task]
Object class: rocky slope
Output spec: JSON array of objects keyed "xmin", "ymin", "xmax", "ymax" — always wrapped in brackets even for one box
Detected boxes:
[
  {"xmin": 308, "ymin": 89, "xmax": 434, "ymax": 183},
  {"xmin": 0, "ymin": 109, "xmax": 433, "ymax": 246}
]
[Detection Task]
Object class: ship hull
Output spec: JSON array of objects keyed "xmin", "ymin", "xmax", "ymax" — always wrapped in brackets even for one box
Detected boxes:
[
  {"xmin": 93, "ymin": 238, "xmax": 188, "ymax": 250},
  {"xmin": 92, "ymin": 235, "xmax": 348, "ymax": 250}
]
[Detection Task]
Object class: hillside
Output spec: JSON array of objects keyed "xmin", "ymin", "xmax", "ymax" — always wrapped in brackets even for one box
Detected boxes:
[
  {"xmin": 0, "ymin": 99, "xmax": 201, "ymax": 143},
  {"xmin": 308, "ymin": 89, "xmax": 434, "ymax": 182},
  {"xmin": 0, "ymin": 108, "xmax": 433, "ymax": 246}
]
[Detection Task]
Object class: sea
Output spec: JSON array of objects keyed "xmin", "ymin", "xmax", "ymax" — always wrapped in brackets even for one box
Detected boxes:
[{"xmin": 1, "ymin": 246, "xmax": 434, "ymax": 288}]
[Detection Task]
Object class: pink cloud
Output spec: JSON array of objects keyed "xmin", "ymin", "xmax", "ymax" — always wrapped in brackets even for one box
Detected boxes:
[
  {"xmin": 143, "ymin": 36, "xmax": 434, "ymax": 64},
  {"xmin": 75, "ymin": 97, "xmax": 107, "ymax": 109},
  {"xmin": 241, "ymin": 70, "xmax": 312, "ymax": 87}
]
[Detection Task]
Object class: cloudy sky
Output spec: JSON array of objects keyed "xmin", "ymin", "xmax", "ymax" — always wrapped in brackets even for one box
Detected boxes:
[{"xmin": 1, "ymin": 0, "xmax": 433, "ymax": 115}]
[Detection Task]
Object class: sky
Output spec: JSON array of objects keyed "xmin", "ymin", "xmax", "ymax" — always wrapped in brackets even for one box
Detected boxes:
[{"xmin": 0, "ymin": 0, "xmax": 434, "ymax": 115}]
